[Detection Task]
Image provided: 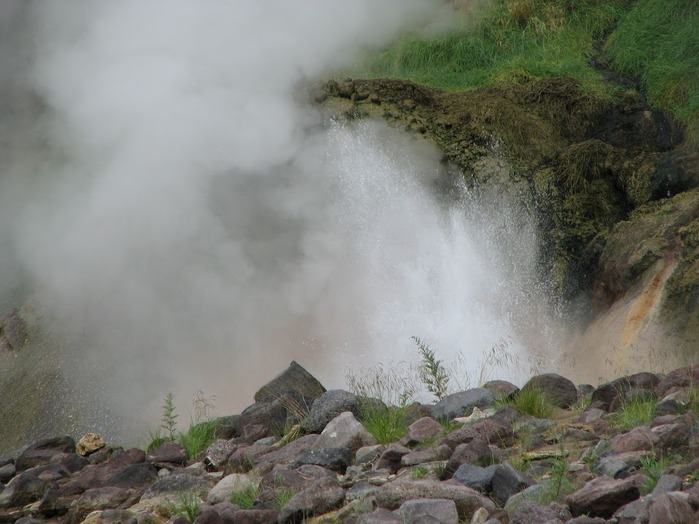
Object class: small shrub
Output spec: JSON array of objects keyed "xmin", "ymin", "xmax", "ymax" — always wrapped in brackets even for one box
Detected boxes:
[
  {"xmin": 178, "ymin": 419, "xmax": 217, "ymax": 460},
  {"xmin": 359, "ymin": 402, "xmax": 409, "ymax": 445},
  {"xmin": 432, "ymin": 461, "xmax": 448, "ymax": 481},
  {"xmin": 410, "ymin": 465, "xmax": 429, "ymax": 480},
  {"xmin": 231, "ymin": 483, "xmax": 262, "ymax": 509},
  {"xmin": 413, "ymin": 336, "xmax": 450, "ymax": 401},
  {"xmin": 610, "ymin": 394, "xmax": 657, "ymax": 429},
  {"xmin": 161, "ymin": 392, "xmax": 178, "ymax": 441},
  {"xmin": 274, "ymin": 487, "xmax": 296, "ymax": 510},
  {"xmin": 640, "ymin": 454, "xmax": 673, "ymax": 493},
  {"xmin": 500, "ymin": 388, "xmax": 554, "ymax": 418},
  {"xmin": 171, "ymin": 492, "xmax": 201, "ymax": 521},
  {"xmin": 538, "ymin": 458, "xmax": 573, "ymax": 503}
]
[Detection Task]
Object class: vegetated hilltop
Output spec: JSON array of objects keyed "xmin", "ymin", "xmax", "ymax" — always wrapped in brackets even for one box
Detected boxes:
[
  {"xmin": 2, "ymin": 360, "xmax": 699, "ymax": 523},
  {"xmin": 323, "ymin": 0, "xmax": 699, "ymax": 379}
]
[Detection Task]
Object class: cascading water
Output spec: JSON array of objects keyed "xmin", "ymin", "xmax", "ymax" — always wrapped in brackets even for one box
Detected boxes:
[{"xmin": 0, "ymin": 1, "xmax": 561, "ymax": 449}]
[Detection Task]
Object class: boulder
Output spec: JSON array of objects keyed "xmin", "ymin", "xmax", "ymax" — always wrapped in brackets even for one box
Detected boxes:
[
  {"xmin": 375, "ymin": 479, "xmax": 496, "ymax": 520},
  {"xmin": 301, "ymin": 390, "xmax": 360, "ymax": 434},
  {"xmin": 442, "ymin": 419, "xmax": 516, "ymax": 450},
  {"xmin": 67, "ymin": 487, "xmax": 133, "ymax": 524},
  {"xmin": 521, "ymin": 373, "xmax": 577, "ymax": 408},
  {"xmin": 204, "ymin": 440, "xmax": 238, "ymax": 471},
  {"xmin": 446, "ymin": 439, "xmax": 494, "ymax": 474},
  {"xmin": 0, "ymin": 463, "xmax": 70, "ymax": 507},
  {"xmin": 235, "ymin": 401, "xmax": 288, "ymax": 439},
  {"xmin": 652, "ymin": 474, "xmax": 683, "ymax": 495},
  {"xmin": 567, "ymin": 475, "xmax": 645, "ymax": 518},
  {"xmin": 61, "ymin": 448, "xmax": 146, "ymax": 496},
  {"xmin": 311, "ymin": 411, "xmax": 377, "ymax": 453},
  {"xmin": 232, "ymin": 508, "xmax": 279, "ymax": 523},
  {"xmin": 106, "ymin": 463, "xmax": 158, "ymax": 488},
  {"xmin": 397, "ymin": 498, "xmax": 458, "ymax": 524},
  {"xmin": 291, "ymin": 448, "xmax": 352, "ymax": 474},
  {"xmin": 375, "ymin": 444, "xmax": 411, "ymax": 474},
  {"xmin": 655, "ymin": 365, "xmax": 699, "ymax": 397},
  {"xmin": 430, "ymin": 389, "xmax": 495, "ymax": 420},
  {"xmin": 146, "ymin": 442, "xmax": 187, "ymax": 465},
  {"xmin": 591, "ymin": 373, "xmax": 660, "ymax": 411},
  {"xmin": 482, "ymin": 380, "xmax": 520, "ymax": 399},
  {"xmin": 490, "ymin": 461, "xmax": 536, "ymax": 504},
  {"xmin": 452, "ymin": 463, "xmax": 499, "ymax": 492},
  {"xmin": 610, "ymin": 426, "xmax": 659, "ymax": 453},
  {"xmin": 254, "ymin": 361, "xmax": 326, "ymax": 404},
  {"xmin": 648, "ymin": 492, "xmax": 696, "ymax": 523},
  {"xmin": 141, "ymin": 472, "xmax": 213, "ymax": 501},
  {"xmin": 510, "ymin": 501, "xmax": 572, "ymax": 524},
  {"xmin": 277, "ymin": 477, "xmax": 345, "ymax": 523},
  {"xmin": 15, "ymin": 436, "xmax": 76, "ymax": 471},
  {"xmin": 207, "ymin": 474, "xmax": 258, "ymax": 505},
  {"xmin": 651, "ymin": 422, "xmax": 691, "ymax": 450},
  {"xmin": 402, "ymin": 417, "xmax": 442, "ymax": 446},
  {"xmin": 356, "ymin": 508, "xmax": 403, "ymax": 523},
  {"xmin": 400, "ymin": 445, "xmax": 451, "ymax": 466}
]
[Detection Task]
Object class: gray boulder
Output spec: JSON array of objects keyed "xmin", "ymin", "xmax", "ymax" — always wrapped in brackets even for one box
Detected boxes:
[
  {"xmin": 647, "ymin": 492, "xmax": 696, "ymax": 523},
  {"xmin": 375, "ymin": 479, "xmax": 496, "ymax": 520},
  {"xmin": 397, "ymin": 498, "xmax": 458, "ymax": 524},
  {"xmin": 302, "ymin": 390, "xmax": 360, "ymax": 434},
  {"xmin": 452, "ymin": 463, "xmax": 499, "ymax": 492},
  {"xmin": 442, "ymin": 419, "xmax": 516, "ymax": 450},
  {"xmin": 510, "ymin": 501, "xmax": 571, "ymax": 524},
  {"xmin": 430, "ymin": 389, "xmax": 495, "ymax": 420},
  {"xmin": 311, "ymin": 411, "xmax": 377, "ymax": 454},
  {"xmin": 292, "ymin": 448, "xmax": 352, "ymax": 474},
  {"xmin": 0, "ymin": 464, "xmax": 70, "ymax": 508},
  {"xmin": 15, "ymin": 436, "xmax": 76, "ymax": 471},
  {"xmin": 490, "ymin": 461, "xmax": 536, "ymax": 504},
  {"xmin": 277, "ymin": 477, "xmax": 345, "ymax": 523},
  {"xmin": 254, "ymin": 361, "xmax": 325, "ymax": 404},
  {"xmin": 567, "ymin": 475, "xmax": 645, "ymax": 518},
  {"xmin": 521, "ymin": 373, "xmax": 577, "ymax": 408}
]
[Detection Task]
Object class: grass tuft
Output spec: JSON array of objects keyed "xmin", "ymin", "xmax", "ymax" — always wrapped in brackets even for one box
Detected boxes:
[
  {"xmin": 499, "ymin": 387, "xmax": 555, "ymax": 418},
  {"xmin": 231, "ymin": 483, "xmax": 262, "ymax": 509},
  {"xmin": 609, "ymin": 393, "xmax": 657, "ymax": 429},
  {"xmin": 358, "ymin": 402, "xmax": 409, "ymax": 445}
]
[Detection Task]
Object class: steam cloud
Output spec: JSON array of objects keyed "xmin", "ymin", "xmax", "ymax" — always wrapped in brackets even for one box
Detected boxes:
[{"xmin": 0, "ymin": 0, "xmax": 551, "ymax": 441}]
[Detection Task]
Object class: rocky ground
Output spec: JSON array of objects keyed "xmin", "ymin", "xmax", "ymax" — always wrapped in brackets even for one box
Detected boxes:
[{"xmin": 2, "ymin": 361, "xmax": 699, "ymax": 524}]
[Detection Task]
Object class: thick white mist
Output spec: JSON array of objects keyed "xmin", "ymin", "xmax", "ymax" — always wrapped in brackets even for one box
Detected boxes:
[{"xmin": 0, "ymin": 0, "xmax": 551, "ymax": 441}]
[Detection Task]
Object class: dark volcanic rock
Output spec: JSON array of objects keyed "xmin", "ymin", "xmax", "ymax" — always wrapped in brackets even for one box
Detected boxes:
[
  {"xmin": 402, "ymin": 417, "xmax": 442, "ymax": 446},
  {"xmin": 511, "ymin": 501, "xmax": 572, "ymax": 524},
  {"xmin": 567, "ymin": 475, "xmax": 645, "ymax": 518},
  {"xmin": 254, "ymin": 361, "xmax": 326, "ymax": 404},
  {"xmin": 147, "ymin": 441, "xmax": 187, "ymax": 465},
  {"xmin": 375, "ymin": 444, "xmax": 411, "ymax": 474},
  {"xmin": 521, "ymin": 373, "xmax": 577, "ymax": 408},
  {"xmin": 15, "ymin": 436, "xmax": 76, "ymax": 471},
  {"xmin": 277, "ymin": 477, "xmax": 345, "ymax": 524},
  {"xmin": 67, "ymin": 486, "xmax": 132, "ymax": 524},
  {"xmin": 106, "ymin": 463, "xmax": 158, "ymax": 488},
  {"xmin": 490, "ymin": 461, "xmax": 536, "ymax": 504},
  {"xmin": 442, "ymin": 418, "xmax": 516, "ymax": 449},
  {"xmin": 446, "ymin": 438, "xmax": 496, "ymax": 474},
  {"xmin": 591, "ymin": 372, "xmax": 660, "ymax": 411},
  {"xmin": 292, "ymin": 448, "xmax": 352, "ymax": 474},
  {"xmin": 302, "ymin": 390, "xmax": 360, "ymax": 434},
  {"xmin": 397, "ymin": 498, "xmax": 459, "ymax": 524},
  {"xmin": 452, "ymin": 463, "xmax": 498, "ymax": 492},
  {"xmin": 483, "ymin": 380, "xmax": 520, "ymax": 399},
  {"xmin": 60, "ymin": 448, "xmax": 146, "ymax": 496},
  {"xmin": 430, "ymin": 388, "xmax": 495, "ymax": 420},
  {"xmin": 0, "ymin": 464, "xmax": 70, "ymax": 508},
  {"xmin": 648, "ymin": 492, "xmax": 696, "ymax": 523}
]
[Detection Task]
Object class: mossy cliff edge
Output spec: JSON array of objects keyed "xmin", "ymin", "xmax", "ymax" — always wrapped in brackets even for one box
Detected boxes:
[{"xmin": 319, "ymin": 75, "xmax": 698, "ymax": 377}]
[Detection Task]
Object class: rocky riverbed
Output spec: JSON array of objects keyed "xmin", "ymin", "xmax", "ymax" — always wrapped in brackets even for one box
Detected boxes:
[{"xmin": 2, "ymin": 361, "xmax": 699, "ymax": 523}]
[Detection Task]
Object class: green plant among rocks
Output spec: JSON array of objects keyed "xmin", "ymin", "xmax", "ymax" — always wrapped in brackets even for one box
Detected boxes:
[
  {"xmin": 538, "ymin": 457, "xmax": 574, "ymax": 504},
  {"xmin": 231, "ymin": 483, "xmax": 262, "ymax": 509},
  {"xmin": 410, "ymin": 465, "xmax": 430, "ymax": 480},
  {"xmin": 358, "ymin": 402, "xmax": 409, "ymax": 445},
  {"xmin": 170, "ymin": 492, "xmax": 201, "ymax": 521},
  {"xmin": 640, "ymin": 454, "xmax": 674, "ymax": 493},
  {"xmin": 498, "ymin": 387, "xmax": 554, "ymax": 418},
  {"xmin": 609, "ymin": 393, "xmax": 657, "ymax": 429},
  {"xmin": 413, "ymin": 336, "xmax": 450, "ymax": 401}
]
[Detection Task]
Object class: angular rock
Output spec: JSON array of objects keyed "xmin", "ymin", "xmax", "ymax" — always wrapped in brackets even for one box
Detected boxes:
[
  {"xmin": 311, "ymin": 411, "xmax": 377, "ymax": 454},
  {"xmin": 292, "ymin": 448, "xmax": 352, "ymax": 474},
  {"xmin": 107, "ymin": 463, "xmax": 158, "ymax": 488},
  {"xmin": 233, "ymin": 508, "xmax": 279, "ymax": 524},
  {"xmin": 648, "ymin": 492, "xmax": 696, "ymax": 523},
  {"xmin": 193, "ymin": 507, "xmax": 224, "ymax": 524},
  {"xmin": 76, "ymin": 434, "xmax": 106, "ymax": 457},
  {"xmin": 227, "ymin": 444, "xmax": 269, "ymax": 472},
  {"xmin": 277, "ymin": 477, "xmax": 345, "ymax": 523},
  {"xmin": 356, "ymin": 444, "xmax": 385, "ymax": 466},
  {"xmin": 482, "ymin": 380, "xmax": 520, "ymax": 399},
  {"xmin": 397, "ymin": 498, "xmax": 458, "ymax": 524},
  {"xmin": 592, "ymin": 373, "xmax": 660, "ymax": 411},
  {"xmin": 204, "ymin": 440, "xmax": 238, "ymax": 471},
  {"xmin": 655, "ymin": 365, "xmax": 699, "ymax": 397},
  {"xmin": 567, "ymin": 475, "xmax": 645, "ymax": 518},
  {"xmin": 490, "ymin": 461, "xmax": 536, "ymax": 504},
  {"xmin": 207, "ymin": 474, "xmax": 258, "ymax": 505},
  {"xmin": 147, "ymin": 442, "xmax": 187, "ymax": 465},
  {"xmin": 252, "ymin": 434, "xmax": 319, "ymax": 472},
  {"xmin": 652, "ymin": 474, "xmax": 683, "ymax": 495},
  {"xmin": 236, "ymin": 401, "xmax": 288, "ymax": 440},
  {"xmin": 141, "ymin": 472, "xmax": 213, "ymax": 500},
  {"xmin": 375, "ymin": 444, "xmax": 411, "ymax": 474},
  {"xmin": 596, "ymin": 451, "xmax": 649, "ymax": 479},
  {"xmin": 510, "ymin": 501, "xmax": 571, "ymax": 524},
  {"xmin": 651, "ymin": 422, "xmax": 691, "ymax": 450},
  {"xmin": 51, "ymin": 452, "xmax": 90, "ymax": 473},
  {"xmin": 0, "ymin": 462, "xmax": 16, "ymax": 482},
  {"xmin": 442, "ymin": 419, "xmax": 516, "ymax": 450},
  {"xmin": 67, "ymin": 487, "xmax": 132, "ymax": 524},
  {"xmin": 61, "ymin": 448, "xmax": 146, "ymax": 496},
  {"xmin": 375, "ymin": 479, "xmax": 496, "ymax": 520},
  {"xmin": 0, "ymin": 464, "xmax": 70, "ymax": 507},
  {"xmin": 254, "ymin": 361, "xmax": 325, "ymax": 404},
  {"xmin": 401, "ymin": 445, "xmax": 451, "ymax": 466},
  {"xmin": 430, "ymin": 389, "xmax": 495, "ymax": 420},
  {"xmin": 403, "ymin": 417, "xmax": 442, "ymax": 446},
  {"xmin": 521, "ymin": 373, "xmax": 577, "ymax": 408},
  {"xmin": 15, "ymin": 436, "xmax": 76, "ymax": 471},
  {"xmin": 301, "ymin": 390, "xmax": 360, "ymax": 434},
  {"xmin": 446, "ymin": 439, "xmax": 493, "ymax": 475},
  {"xmin": 452, "ymin": 463, "xmax": 498, "ymax": 492},
  {"xmin": 346, "ymin": 481, "xmax": 379, "ymax": 502},
  {"xmin": 356, "ymin": 508, "xmax": 403, "ymax": 523},
  {"xmin": 610, "ymin": 427, "xmax": 659, "ymax": 453}
]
